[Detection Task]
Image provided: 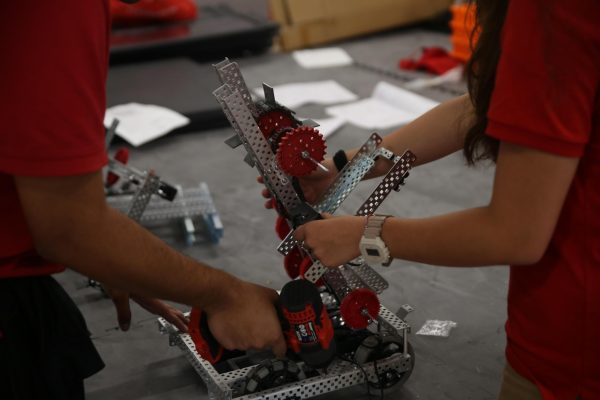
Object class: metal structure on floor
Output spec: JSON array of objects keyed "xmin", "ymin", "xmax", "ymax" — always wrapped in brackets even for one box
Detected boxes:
[
  {"xmin": 104, "ymin": 120, "xmax": 223, "ymax": 245},
  {"xmin": 159, "ymin": 58, "xmax": 417, "ymax": 400}
]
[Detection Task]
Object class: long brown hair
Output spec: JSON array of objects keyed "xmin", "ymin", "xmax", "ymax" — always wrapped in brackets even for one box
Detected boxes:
[{"xmin": 463, "ymin": 0, "xmax": 510, "ymax": 164}]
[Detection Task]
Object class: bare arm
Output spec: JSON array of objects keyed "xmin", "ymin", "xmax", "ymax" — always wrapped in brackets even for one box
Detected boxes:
[
  {"xmin": 351, "ymin": 94, "xmax": 473, "ymax": 178},
  {"xmin": 296, "ymin": 142, "xmax": 579, "ymax": 267},
  {"xmin": 15, "ymin": 171, "xmax": 286, "ymax": 355},
  {"xmin": 16, "ymin": 171, "xmax": 227, "ymax": 304},
  {"xmin": 288, "ymin": 95, "xmax": 474, "ymax": 204},
  {"xmin": 382, "ymin": 142, "xmax": 578, "ymax": 266}
]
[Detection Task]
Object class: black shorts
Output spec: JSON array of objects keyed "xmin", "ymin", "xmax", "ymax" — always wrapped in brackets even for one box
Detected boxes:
[{"xmin": 0, "ymin": 275, "xmax": 105, "ymax": 400}]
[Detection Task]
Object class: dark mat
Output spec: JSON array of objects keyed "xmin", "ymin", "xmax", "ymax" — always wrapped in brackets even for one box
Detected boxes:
[
  {"xmin": 109, "ymin": 4, "xmax": 278, "ymax": 65},
  {"xmin": 106, "ymin": 58, "xmax": 227, "ymax": 133}
]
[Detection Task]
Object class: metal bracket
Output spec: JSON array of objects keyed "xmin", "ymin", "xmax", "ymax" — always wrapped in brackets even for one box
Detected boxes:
[
  {"xmin": 355, "ymin": 150, "xmax": 416, "ymax": 216},
  {"xmin": 127, "ymin": 172, "xmax": 161, "ymax": 221},
  {"xmin": 276, "ymin": 133, "xmax": 383, "ymax": 257},
  {"xmin": 302, "ymin": 150, "xmax": 417, "ymax": 283}
]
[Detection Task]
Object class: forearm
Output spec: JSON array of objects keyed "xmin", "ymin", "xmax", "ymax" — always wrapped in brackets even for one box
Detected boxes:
[
  {"xmin": 348, "ymin": 94, "xmax": 473, "ymax": 178},
  {"xmin": 52, "ymin": 206, "xmax": 230, "ymax": 307},
  {"xmin": 383, "ymin": 207, "xmax": 538, "ymax": 267},
  {"xmin": 16, "ymin": 171, "xmax": 235, "ymax": 309}
]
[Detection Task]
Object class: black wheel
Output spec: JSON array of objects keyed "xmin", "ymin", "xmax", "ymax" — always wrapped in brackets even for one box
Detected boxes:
[
  {"xmin": 244, "ymin": 359, "xmax": 306, "ymax": 394},
  {"xmin": 354, "ymin": 335, "xmax": 415, "ymax": 391}
]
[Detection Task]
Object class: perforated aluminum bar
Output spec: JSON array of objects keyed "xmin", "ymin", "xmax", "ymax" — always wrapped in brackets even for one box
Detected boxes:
[
  {"xmin": 107, "ymin": 159, "xmax": 177, "ymax": 201},
  {"xmin": 277, "ymin": 133, "xmax": 383, "ymax": 256},
  {"xmin": 323, "ymin": 268, "xmax": 352, "ymax": 300},
  {"xmin": 314, "ymin": 133, "xmax": 383, "ymax": 214},
  {"xmin": 302, "ymin": 149, "xmax": 416, "ymax": 284},
  {"xmin": 213, "ymin": 86, "xmax": 304, "ymax": 212},
  {"xmin": 127, "ymin": 173, "xmax": 161, "ymax": 222},
  {"xmin": 158, "ymin": 303, "xmax": 412, "ymax": 400},
  {"xmin": 355, "ymin": 150, "xmax": 416, "ymax": 216},
  {"xmin": 346, "ymin": 263, "xmax": 389, "ymax": 294},
  {"xmin": 214, "ymin": 59, "xmax": 258, "ymax": 117}
]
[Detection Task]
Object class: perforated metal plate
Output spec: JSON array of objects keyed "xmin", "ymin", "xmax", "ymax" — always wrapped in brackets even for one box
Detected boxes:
[
  {"xmin": 346, "ymin": 263, "xmax": 389, "ymax": 294},
  {"xmin": 323, "ymin": 268, "xmax": 352, "ymax": 299},
  {"xmin": 355, "ymin": 150, "xmax": 416, "ymax": 216},
  {"xmin": 303, "ymin": 259, "xmax": 328, "ymax": 284},
  {"xmin": 214, "ymin": 86, "xmax": 303, "ymax": 212},
  {"xmin": 214, "ymin": 59, "xmax": 258, "ymax": 117},
  {"xmin": 127, "ymin": 173, "xmax": 161, "ymax": 221},
  {"xmin": 108, "ymin": 184, "xmax": 217, "ymax": 221},
  {"xmin": 277, "ymin": 133, "xmax": 383, "ymax": 256},
  {"xmin": 378, "ymin": 306, "xmax": 410, "ymax": 333},
  {"xmin": 158, "ymin": 303, "xmax": 412, "ymax": 400},
  {"xmin": 314, "ymin": 133, "xmax": 382, "ymax": 214}
]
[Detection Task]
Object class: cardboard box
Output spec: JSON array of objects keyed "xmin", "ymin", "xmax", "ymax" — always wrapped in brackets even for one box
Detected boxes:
[{"xmin": 270, "ymin": 0, "xmax": 453, "ymax": 51}]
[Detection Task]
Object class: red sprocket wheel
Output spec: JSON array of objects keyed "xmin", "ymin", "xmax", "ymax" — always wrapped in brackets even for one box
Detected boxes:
[
  {"xmin": 275, "ymin": 215, "xmax": 291, "ymax": 240},
  {"xmin": 340, "ymin": 288, "xmax": 380, "ymax": 330},
  {"xmin": 276, "ymin": 126, "xmax": 326, "ymax": 177},
  {"xmin": 283, "ymin": 247, "xmax": 303, "ymax": 279},
  {"xmin": 257, "ymin": 109, "xmax": 296, "ymax": 139},
  {"xmin": 106, "ymin": 147, "xmax": 129, "ymax": 187}
]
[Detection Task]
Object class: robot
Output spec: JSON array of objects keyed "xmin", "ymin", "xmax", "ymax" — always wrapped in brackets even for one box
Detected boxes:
[
  {"xmin": 103, "ymin": 120, "xmax": 223, "ymax": 245},
  {"xmin": 158, "ymin": 59, "xmax": 417, "ymax": 400}
]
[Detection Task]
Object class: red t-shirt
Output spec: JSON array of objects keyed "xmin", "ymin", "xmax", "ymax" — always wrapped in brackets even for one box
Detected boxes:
[
  {"xmin": 486, "ymin": 0, "xmax": 600, "ymax": 398},
  {"xmin": 0, "ymin": 1, "xmax": 110, "ymax": 278}
]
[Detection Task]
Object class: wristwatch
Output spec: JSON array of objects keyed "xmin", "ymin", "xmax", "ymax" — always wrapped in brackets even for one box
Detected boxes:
[{"xmin": 359, "ymin": 215, "xmax": 392, "ymax": 266}]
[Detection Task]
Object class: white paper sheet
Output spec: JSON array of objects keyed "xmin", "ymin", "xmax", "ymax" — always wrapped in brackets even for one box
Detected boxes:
[
  {"xmin": 325, "ymin": 82, "xmax": 439, "ymax": 129},
  {"xmin": 313, "ymin": 116, "xmax": 346, "ymax": 139},
  {"xmin": 253, "ymin": 80, "xmax": 357, "ymax": 109},
  {"xmin": 292, "ymin": 47, "xmax": 353, "ymax": 69},
  {"xmin": 104, "ymin": 103, "xmax": 189, "ymax": 147}
]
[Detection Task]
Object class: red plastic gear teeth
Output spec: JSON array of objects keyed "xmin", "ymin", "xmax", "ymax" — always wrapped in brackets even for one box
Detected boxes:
[
  {"xmin": 340, "ymin": 288, "xmax": 380, "ymax": 330},
  {"xmin": 283, "ymin": 247, "xmax": 304, "ymax": 279},
  {"xmin": 275, "ymin": 215, "xmax": 291, "ymax": 240},
  {"xmin": 276, "ymin": 126, "xmax": 326, "ymax": 177},
  {"xmin": 257, "ymin": 109, "xmax": 295, "ymax": 139}
]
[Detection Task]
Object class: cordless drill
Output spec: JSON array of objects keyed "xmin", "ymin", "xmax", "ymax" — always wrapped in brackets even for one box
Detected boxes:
[
  {"xmin": 188, "ymin": 279, "xmax": 336, "ymax": 369},
  {"xmin": 278, "ymin": 279, "xmax": 336, "ymax": 368}
]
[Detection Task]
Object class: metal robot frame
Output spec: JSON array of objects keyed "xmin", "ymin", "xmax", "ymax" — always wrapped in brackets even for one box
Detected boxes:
[
  {"xmin": 159, "ymin": 58, "xmax": 417, "ymax": 400},
  {"xmin": 104, "ymin": 120, "xmax": 224, "ymax": 244}
]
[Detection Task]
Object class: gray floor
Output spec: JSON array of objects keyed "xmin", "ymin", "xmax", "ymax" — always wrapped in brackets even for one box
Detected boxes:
[{"xmin": 57, "ymin": 26, "xmax": 507, "ymax": 400}]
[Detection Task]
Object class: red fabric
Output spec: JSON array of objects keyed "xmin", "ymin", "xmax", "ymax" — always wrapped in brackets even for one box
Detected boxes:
[
  {"xmin": 486, "ymin": 0, "xmax": 600, "ymax": 398},
  {"xmin": 0, "ymin": 1, "xmax": 110, "ymax": 278},
  {"xmin": 398, "ymin": 47, "xmax": 461, "ymax": 75},
  {"xmin": 110, "ymin": 0, "xmax": 198, "ymax": 26}
]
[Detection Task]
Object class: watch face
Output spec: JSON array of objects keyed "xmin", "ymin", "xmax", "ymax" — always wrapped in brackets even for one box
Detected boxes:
[{"xmin": 366, "ymin": 248, "xmax": 380, "ymax": 257}]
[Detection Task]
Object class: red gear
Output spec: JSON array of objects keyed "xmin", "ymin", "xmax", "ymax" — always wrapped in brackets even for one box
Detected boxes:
[
  {"xmin": 256, "ymin": 109, "xmax": 296, "ymax": 139},
  {"xmin": 106, "ymin": 147, "xmax": 129, "ymax": 187},
  {"xmin": 275, "ymin": 215, "xmax": 291, "ymax": 240},
  {"xmin": 110, "ymin": 0, "xmax": 198, "ymax": 25},
  {"xmin": 276, "ymin": 126, "xmax": 326, "ymax": 177},
  {"xmin": 340, "ymin": 288, "xmax": 380, "ymax": 330},
  {"xmin": 283, "ymin": 247, "xmax": 303, "ymax": 279}
]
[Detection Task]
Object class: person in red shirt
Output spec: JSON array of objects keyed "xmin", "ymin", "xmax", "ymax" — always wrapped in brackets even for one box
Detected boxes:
[
  {"xmin": 0, "ymin": 2, "xmax": 285, "ymax": 399},
  {"xmin": 277, "ymin": 0, "xmax": 600, "ymax": 398}
]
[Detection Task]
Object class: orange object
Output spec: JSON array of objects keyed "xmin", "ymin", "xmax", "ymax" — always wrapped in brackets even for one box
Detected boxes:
[
  {"xmin": 188, "ymin": 308, "xmax": 224, "ymax": 364},
  {"xmin": 110, "ymin": 0, "xmax": 198, "ymax": 26},
  {"xmin": 449, "ymin": 3, "xmax": 478, "ymax": 63}
]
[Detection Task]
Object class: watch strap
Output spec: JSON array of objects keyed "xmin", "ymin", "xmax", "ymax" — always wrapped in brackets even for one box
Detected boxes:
[
  {"xmin": 363, "ymin": 215, "xmax": 392, "ymax": 266},
  {"xmin": 364, "ymin": 215, "xmax": 390, "ymax": 239}
]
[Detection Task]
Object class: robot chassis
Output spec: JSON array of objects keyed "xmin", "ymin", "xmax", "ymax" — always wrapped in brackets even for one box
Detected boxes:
[
  {"xmin": 158, "ymin": 59, "xmax": 417, "ymax": 400},
  {"xmin": 103, "ymin": 120, "xmax": 224, "ymax": 245}
]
